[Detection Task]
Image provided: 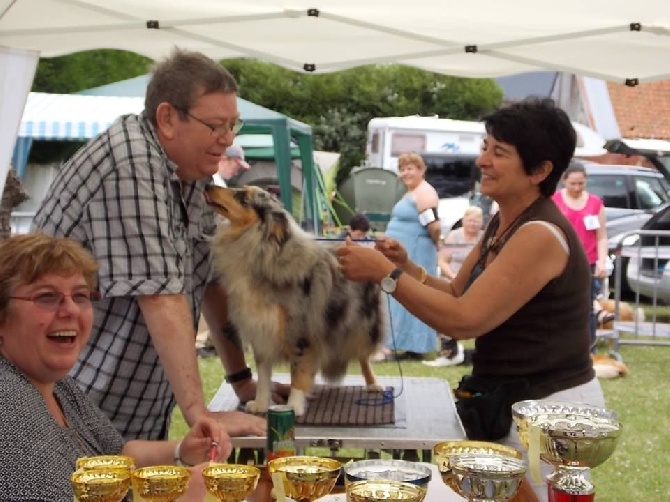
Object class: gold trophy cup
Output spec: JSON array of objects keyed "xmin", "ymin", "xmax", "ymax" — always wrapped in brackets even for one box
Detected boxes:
[
  {"xmin": 433, "ymin": 440, "xmax": 523, "ymax": 493},
  {"xmin": 76, "ymin": 455, "xmax": 136, "ymax": 472},
  {"xmin": 71, "ymin": 468, "xmax": 131, "ymax": 502},
  {"xmin": 132, "ymin": 465, "xmax": 191, "ymax": 502},
  {"xmin": 268, "ymin": 455, "xmax": 341, "ymax": 502},
  {"xmin": 449, "ymin": 453, "xmax": 527, "ymax": 502},
  {"xmin": 347, "ymin": 480, "xmax": 425, "ymax": 502},
  {"xmin": 511, "ymin": 400, "xmax": 622, "ymax": 502},
  {"xmin": 202, "ymin": 464, "xmax": 261, "ymax": 501}
]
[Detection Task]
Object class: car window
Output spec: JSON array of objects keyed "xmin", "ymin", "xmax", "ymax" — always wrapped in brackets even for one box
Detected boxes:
[
  {"xmin": 635, "ymin": 177, "xmax": 669, "ymax": 209},
  {"xmin": 587, "ymin": 174, "xmax": 630, "ymax": 209},
  {"xmin": 651, "ymin": 176, "xmax": 670, "ymax": 200},
  {"xmin": 422, "ymin": 154, "xmax": 478, "ymax": 198}
]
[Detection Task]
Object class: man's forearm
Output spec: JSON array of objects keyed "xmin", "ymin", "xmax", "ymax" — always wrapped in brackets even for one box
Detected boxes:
[{"xmin": 138, "ymin": 294, "xmax": 207, "ymax": 426}]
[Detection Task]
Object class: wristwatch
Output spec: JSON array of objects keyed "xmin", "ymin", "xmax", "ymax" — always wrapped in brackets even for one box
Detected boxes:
[{"xmin": 380, "ymin": 268, "xmax": 403, "ymax": 294}]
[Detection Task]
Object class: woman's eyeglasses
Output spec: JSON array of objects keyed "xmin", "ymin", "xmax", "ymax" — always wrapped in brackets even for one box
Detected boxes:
[{"xmin": 10, "ymin": 291, "xmax": 101, "ymax": 311}]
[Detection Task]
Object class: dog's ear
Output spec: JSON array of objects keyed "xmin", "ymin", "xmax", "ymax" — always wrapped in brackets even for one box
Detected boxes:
[{"xmin": 267, "ymin": 210, "xmax": 290, "ymax": 246}]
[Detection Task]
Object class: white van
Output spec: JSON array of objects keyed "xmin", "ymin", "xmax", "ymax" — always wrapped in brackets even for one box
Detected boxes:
[
  {"xmin": 366, "ymin": 115, "xmax": 485, "ymax": 234},
  {"xmin": 367, "ymin": 115, "xmax": 485, "ymax": 171}
]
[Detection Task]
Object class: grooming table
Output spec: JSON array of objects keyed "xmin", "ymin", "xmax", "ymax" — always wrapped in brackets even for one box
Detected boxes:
[{"xmin": 208, "ymin": 375, "xmax": 465, "ymax": 461}]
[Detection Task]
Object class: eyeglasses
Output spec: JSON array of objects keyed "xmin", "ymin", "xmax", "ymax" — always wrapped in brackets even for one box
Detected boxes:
[
  {"xmin": 180, "ymin": 109, "xmax": 244, "ymax": 136},
  {"xmin": 10, "ymin": 291, "xmax": 101, "ymax": 311}
]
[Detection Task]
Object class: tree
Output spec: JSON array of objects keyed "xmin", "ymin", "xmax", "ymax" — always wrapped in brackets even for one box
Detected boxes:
[
  {"xmin": 28, "ymin": 52, "xmax": 503, "ymax": 180},
  {"xmin": 32, "ymin": 49, "xmax": 151, "ymax": 94},
  {"xmin": 223, "ymin": 59, "xmax": 503, "ymax": 181}
]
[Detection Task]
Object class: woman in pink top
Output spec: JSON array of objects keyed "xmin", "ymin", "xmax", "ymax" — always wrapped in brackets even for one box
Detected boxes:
[{"xmin": 552, "ymin": 162, "xmax": 610, "ymax": 351}]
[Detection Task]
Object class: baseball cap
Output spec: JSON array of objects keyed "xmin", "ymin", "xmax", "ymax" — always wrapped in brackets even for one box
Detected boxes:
[{"xmin": 225, "ymin": 143, "xmax": 250, "ymax": 169}]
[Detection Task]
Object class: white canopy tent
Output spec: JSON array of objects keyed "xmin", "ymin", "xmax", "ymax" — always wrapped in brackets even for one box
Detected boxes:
[{"xmin": 1, "ymin": 0, "xmax": 670, "ymax": 191}]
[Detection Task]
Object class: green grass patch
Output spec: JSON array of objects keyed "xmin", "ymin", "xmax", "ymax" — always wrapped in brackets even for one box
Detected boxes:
[{"xmin": 170, "ymin": 344, "xmax": 669, "ymax": 501}]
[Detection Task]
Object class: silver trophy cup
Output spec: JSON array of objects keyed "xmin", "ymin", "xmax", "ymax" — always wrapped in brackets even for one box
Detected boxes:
[{"xmin": 511, "ymin": 400, "xmax": 622, "ymax": 502}]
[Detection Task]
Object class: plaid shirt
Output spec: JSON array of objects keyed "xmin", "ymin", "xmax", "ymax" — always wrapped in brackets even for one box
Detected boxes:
[{"xmin": 33, "ymin": 113, "xmax": 218, "ymax": 440}]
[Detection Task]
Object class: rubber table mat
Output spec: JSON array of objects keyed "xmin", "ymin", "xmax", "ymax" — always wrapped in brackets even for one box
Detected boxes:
[{"xmin": 292, "ymin": 385, "xmax": 396, "ymax": 426}]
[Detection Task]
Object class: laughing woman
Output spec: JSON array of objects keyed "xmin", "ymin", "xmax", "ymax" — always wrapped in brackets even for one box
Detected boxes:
[
  {"xmin": 0, "ymin": 234, "xmax": 232, "ymax": 501},
  {"xmin": 338, "ymin": 99, "xmax": 605, "ymax": 502},
  {"xmin": 381, "ymin": 152, "xmax": 442, "ymax": 360}
]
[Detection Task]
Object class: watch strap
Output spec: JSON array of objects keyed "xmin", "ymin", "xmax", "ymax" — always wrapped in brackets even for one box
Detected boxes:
[
  {"xmin": 225, "ymin": 366, "xmax": 253, "ymax": 384},
  {"xmin": 390, "ymin": 268, "xmax": 403, "ymax": 280}
]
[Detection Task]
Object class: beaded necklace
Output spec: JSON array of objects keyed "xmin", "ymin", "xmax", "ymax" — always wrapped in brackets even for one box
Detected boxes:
[
  {"xmin": 483, "ymin": 196, "xmax": 543, "ymax": 257},
  {"xmin": 463, "ymin": 197, "xmax": 543, "ymax": 293}
]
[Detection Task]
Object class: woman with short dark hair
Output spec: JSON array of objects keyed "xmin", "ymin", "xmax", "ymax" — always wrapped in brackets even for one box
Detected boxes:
[{"xmin": 338, "ymin": 99, "xmax": 606, "ymax": 502}]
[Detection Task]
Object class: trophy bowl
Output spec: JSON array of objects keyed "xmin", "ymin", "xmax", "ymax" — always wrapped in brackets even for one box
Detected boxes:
[
  {"xmin": 71, "ymin": 468, "xmax": 131, "ymax": 502},
  {"xmin": 344, "ymin": 460, "xmax": 431, "ymax": 502},
  {"xmin": 512, "ymin": 400, "xmax": 622, "ymax": 500},
  {"xmin": 433, "ymin": 441, "xmax": 523, "ymax": 492},
  {"xmin": 511, "ymin": 400, "xmax": 621, "ymax": 468},
  {"xmin": 268, "ymin": 455, "xmax": 341, "ymax": 502},
  {"xmin": 132, "ymin": 465, "xmax": 191, "ymax": 502},
  {"xmin": 347, "ymin": 480, "xmax": 425, "ymax": 502},
  {"xmin": 450, "ymin": 453, "xmax": 527, "ymax": 502},
  {"xmin": 202, "ymin": 464, "xmax": 261, "ymax": 501},
  {"xmin": 76, "ymin": 455, "xmax": 136, "ymax": 472}
]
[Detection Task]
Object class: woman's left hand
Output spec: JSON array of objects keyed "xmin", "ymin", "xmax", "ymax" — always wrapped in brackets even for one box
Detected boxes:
[
  {"xmin": 594, "ymin": 261, "xmax": 607, "ymax": 279},
  {"xmin": 337, "ymin": 238, "xmax": 395, "ymax": 282},
  {"xmin": 180, "ymin": 416, "xmax": 233, "ymax": 465}
]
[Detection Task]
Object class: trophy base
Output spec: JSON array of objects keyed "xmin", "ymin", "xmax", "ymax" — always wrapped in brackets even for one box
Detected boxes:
[
  {"xmin": 550, "ymin": 488, "xmax": 595, "ymax": 502},
  {"xmin": 547, "ymin": 467, "xmax": 594, "ymax": 502}
]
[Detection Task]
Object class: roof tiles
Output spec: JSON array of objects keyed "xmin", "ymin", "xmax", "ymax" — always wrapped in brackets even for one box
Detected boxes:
[{"xmin": 607, "ymin": 81, "xmax": 670, "ymax": 140}]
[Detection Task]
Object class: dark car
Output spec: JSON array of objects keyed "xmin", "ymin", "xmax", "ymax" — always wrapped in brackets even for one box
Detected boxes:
[
  {"xmin": 584, "ymin": 163, "xmax": 670, "ymax": 220},
  {"xmin": 579, "ymin": 164, "xmax": 670, "ymax": 292},
  {"xmin": 619, "ymin": 203, "xmax": 670, "ymax": 301}
]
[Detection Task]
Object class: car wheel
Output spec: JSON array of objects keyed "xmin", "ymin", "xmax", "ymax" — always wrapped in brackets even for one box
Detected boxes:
[{"xmin": 610, "ymin": 256, "xmax": 633, "ymax": 297}]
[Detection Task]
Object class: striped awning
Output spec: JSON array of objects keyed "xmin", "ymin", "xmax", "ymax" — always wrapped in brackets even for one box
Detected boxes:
[{"xmin": 19, "ymin": 92, "xmax": 144, "ymax": 140}]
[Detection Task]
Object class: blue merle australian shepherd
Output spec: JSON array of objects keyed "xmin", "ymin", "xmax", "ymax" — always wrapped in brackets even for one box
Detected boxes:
[{"xmin": 204, "ymin": 185, "xmax": 385, "ymax": 415}]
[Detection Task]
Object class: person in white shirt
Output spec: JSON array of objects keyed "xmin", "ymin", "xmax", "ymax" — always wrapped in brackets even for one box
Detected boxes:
[
  {"xmin": 212, "ymin": 143, "xmax": 250, "ymax": 187},
  {"xmin": 197, "ymin": 143, "xmax": 251, "ymax": 357}
]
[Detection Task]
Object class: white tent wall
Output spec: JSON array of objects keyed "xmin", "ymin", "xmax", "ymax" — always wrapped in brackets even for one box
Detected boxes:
[{"xmin": 0, "ymin": 46, "xmax": 38, "ymax": 196}]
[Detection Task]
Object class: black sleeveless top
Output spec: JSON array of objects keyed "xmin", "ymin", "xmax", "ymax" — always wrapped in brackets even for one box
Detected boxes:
[{"xmin": 466, "ymin": 197, "xmax": 595, "ymax": 399}]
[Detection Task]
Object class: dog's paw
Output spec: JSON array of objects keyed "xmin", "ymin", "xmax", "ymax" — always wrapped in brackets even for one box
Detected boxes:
[
  {"xmin": 245, "ymin": 400, "xmax": 269, "ymax": 414},
  {"xmin": 366, "ymin": 383, "xmax": 384, "ymax": 393},
  {"xmin": 287, "ymin": 389, "xmax": 306, "ymax": 416}
]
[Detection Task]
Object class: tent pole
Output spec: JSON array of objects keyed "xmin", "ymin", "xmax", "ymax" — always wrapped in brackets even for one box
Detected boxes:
[
  {"xmin": 271, "ymin": 123, "xmax": 293, "ymax": 214},
  {"xmin": 296, "ymin": 132, "xmax": 319, "ymax": 234}
]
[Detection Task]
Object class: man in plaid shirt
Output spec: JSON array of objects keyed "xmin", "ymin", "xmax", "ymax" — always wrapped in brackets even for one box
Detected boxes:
[{"xmin": 32, "ymin": 49, "xmax": 273, "ymax": 440}]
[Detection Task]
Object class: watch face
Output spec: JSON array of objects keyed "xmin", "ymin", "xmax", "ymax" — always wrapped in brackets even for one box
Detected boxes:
[{"xmin": 381, "ymin": 276, "xmax": 397, "ymax": 293}]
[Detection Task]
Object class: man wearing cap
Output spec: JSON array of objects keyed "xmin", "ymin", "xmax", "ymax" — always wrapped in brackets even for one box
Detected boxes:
[{"xmin": 212, "ymin": 143, "xmax": 250, "ymax": 187}]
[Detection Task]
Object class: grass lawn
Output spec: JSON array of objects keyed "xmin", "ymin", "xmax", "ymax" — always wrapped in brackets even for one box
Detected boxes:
[{"xmin": 170, "ymin": 341, "xmax": 668, "ymax": 501}]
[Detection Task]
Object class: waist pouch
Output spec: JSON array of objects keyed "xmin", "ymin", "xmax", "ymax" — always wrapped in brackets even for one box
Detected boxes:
[{"xmin": 454, "ymin": 374, "xmax": 530, "ymax": 441}]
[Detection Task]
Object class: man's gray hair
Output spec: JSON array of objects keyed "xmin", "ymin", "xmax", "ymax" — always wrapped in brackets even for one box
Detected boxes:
[{"xmin": 145, "ymin": 48, "xmax": 238, "ymax": 125}]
